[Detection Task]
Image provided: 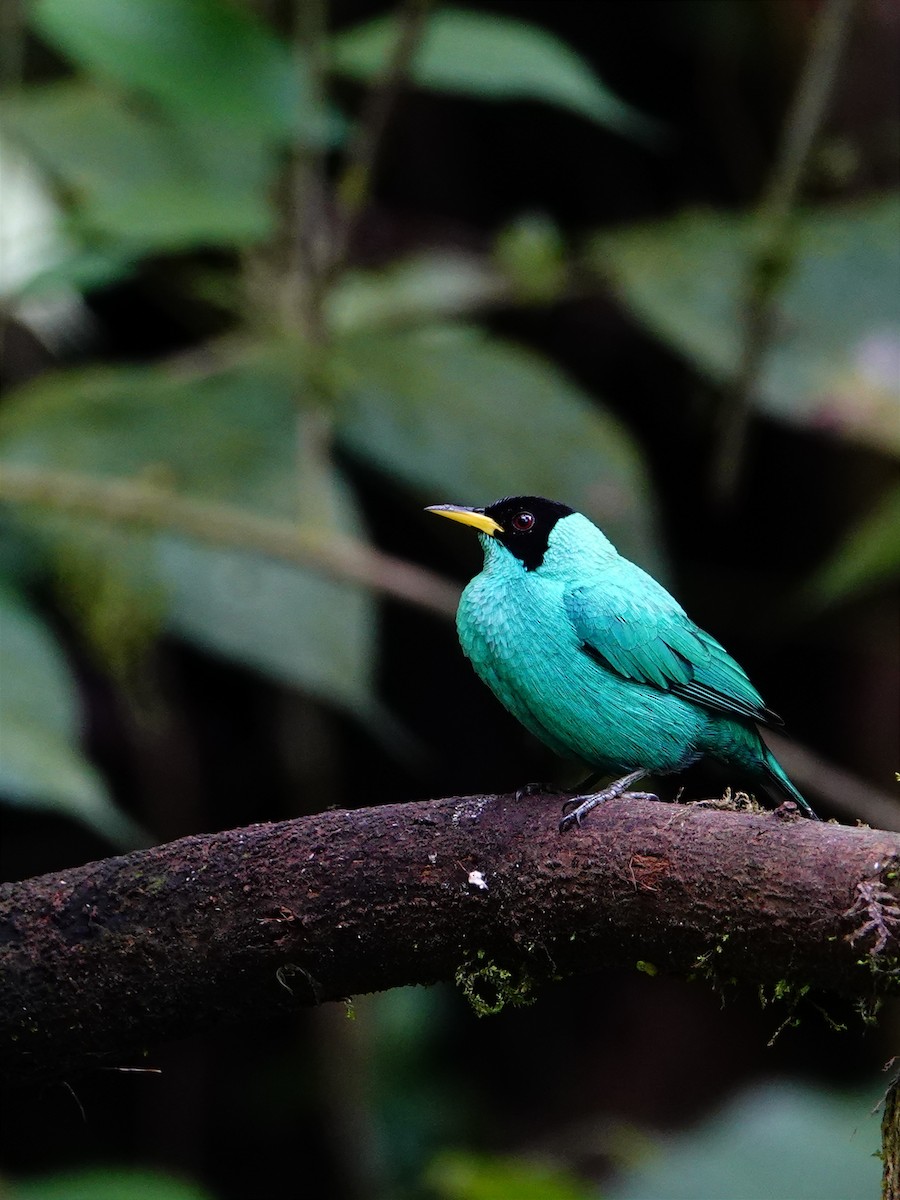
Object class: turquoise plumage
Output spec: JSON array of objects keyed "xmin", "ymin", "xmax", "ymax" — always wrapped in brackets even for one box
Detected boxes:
[{"xmin": 427, "ymin": 496, "xmax": 815, "ymax": 829}]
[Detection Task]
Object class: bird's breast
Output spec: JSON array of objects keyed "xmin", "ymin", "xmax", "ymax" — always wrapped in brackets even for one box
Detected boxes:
[
  {"xmin": 456, "ymin": 569, "xmax": 709, "ymax": 774},
  {"xmin": 457, "ymin": 572, "xmax": 573, "ymax": 670}
]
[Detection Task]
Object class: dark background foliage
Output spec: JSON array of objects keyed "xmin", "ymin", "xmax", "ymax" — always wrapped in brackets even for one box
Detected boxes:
[{"xmin": 1, "ymin": 1, "xmax": 898, "ymax": 1197}]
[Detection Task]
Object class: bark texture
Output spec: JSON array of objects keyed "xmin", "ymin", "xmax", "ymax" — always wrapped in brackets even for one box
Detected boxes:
[
  {"xmin": 885, "ymin": 1072, "xmax": 900, "ymax": 1200},
  {"xmin": 1, "ymin": 792, "xmax": 898, "ymax": 1086}
]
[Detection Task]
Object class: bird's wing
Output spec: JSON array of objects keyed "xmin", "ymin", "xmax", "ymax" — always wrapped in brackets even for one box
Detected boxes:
[{"xmin": 564, "ymin": 573, "xmax": 782, "ymax": 728}]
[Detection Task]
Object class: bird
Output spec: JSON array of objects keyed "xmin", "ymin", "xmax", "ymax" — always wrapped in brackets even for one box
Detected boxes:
[{"xmin": 426, "ymin": 495, "xmax": 817, "ymax": 831}]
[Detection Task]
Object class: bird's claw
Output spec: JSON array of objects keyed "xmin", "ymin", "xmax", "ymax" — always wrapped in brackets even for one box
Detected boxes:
[
  {"xmin": 557, "ymin": 774, "xmax": 660, "ymax": 833},
  {"xmin": 558, "ymin": 793, "xmax": 602, "ymax": 831}
]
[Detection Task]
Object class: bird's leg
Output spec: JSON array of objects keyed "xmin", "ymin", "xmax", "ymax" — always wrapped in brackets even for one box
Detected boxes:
[
  {"xmin": 571, "ymin": 770, "xmax": 606, "ymax": 793},
  {"xmin": 559, "ymin": 769, "xmax": 657, "ymax": 833}
]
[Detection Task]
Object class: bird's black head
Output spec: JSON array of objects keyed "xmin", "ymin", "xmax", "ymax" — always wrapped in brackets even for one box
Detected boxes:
[{"xmin": 484, "ymin": 495, "xmax": 574, "ymax": 570}]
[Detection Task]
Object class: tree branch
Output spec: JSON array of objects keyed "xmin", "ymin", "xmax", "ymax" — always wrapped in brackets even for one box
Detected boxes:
[
  {"xmin": 2, "ymin": 792, "xmax": 897, "ymax": 1086},
  {"xmin": 0, "ymin": 462, "xmax": 459, "ymax": 617}
]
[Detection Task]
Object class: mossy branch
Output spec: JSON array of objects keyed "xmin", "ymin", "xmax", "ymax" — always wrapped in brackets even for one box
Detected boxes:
[{"xmin": 1, "ymin": 792, "xmax": 898, "ymax": 1087}]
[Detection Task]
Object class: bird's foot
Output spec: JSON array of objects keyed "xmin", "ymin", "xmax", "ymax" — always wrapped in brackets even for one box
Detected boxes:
[{"xmin": 558, "ymin": 770, "xmax": 657, "ymax": 833}]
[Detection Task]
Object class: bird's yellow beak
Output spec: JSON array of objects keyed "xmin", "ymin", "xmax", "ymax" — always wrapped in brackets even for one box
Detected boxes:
[{"xmin": 425, "ymin": 505, "xmax": 503, "ymax": 536}]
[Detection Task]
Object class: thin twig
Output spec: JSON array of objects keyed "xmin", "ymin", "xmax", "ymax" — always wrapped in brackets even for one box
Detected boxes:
[
  {"xmin": 0, "ymin": 0, "xmax": 26, "ymax": 370},
  {"xmin": 331, "ymin": 0, "xmax": 434, "ymax": 275},
  {"xmin": 289, "ymin": 0, "xmax": 330, "ymax": 349},
  {"xmin": 0, "ymin": 462, "xmax": 460, "ymax": 617},
  {"xmin": 288, "ymin": 0, "xmax": 343, "ymax": 530},
  {"xmin": 711, "ymin": 0, "xmax": 858, "ymax": 501}
]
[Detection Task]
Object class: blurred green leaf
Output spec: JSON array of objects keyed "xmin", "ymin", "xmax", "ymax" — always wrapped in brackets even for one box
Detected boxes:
[
  {"xmin": 370, "ymin": 988, "xmax": 465, "ymax": 1183},
  {"xmin": 158, "ymin": 475, "xmax": 375, "ymax": 716},
  {"xmin": 0, "ymin": 517, "xmax": 47, "ymax": 588},
  {"xmin": 592, "ymin": 196, "xmax": 900, "ymax": 456},
  {"xmin": 334, "ymin": 325, "xmax": 662, "ymax": 570},
  {"xmin": 0, "ymin": 133, "xmax": 73, "ymax": 296},
  {"xmin": 0, "ymin": 583, "xmax": 143, "ymax": 847},
  {"xmin": 328, "ymin": 253, "xmax": 507, "ymax": 335},
  {"xmin": 427, "ymin": 1150, "xmax": 589, "ymax": 1200},
  {"xmin": 806, "ymin": 482, "xmax": 900, "ymax": 608},
  {"xmin": 2, "ymin": 82, "xmax": 275, "ymax": 249},
  {"xmin": 47, "ymin": 515, "xmax": 167, "ymax": 680},
  {"xmin": 15, "ymin": 245, "xmax": 140, "ymax": 302},
  {"xmin": 0, "ymin": 357, "xmax": 297, "ymax": 501},
  {"xmin": 32, "ymin": 0, "xmax": 316, "ymax": 143},
  {"xmin": 493, "ymin": 213, "xmax": 568, "ymax": 303},
  {"xmin": 1, "ymin": 128, "xmax": 139, "ymax": 304},
  {"xmin": 606, "ymin": 1081, "xmax": 880, "ymax": 1200},
  {"xmin": 0, "ymin": 358, "xmax": 378, "ymax": 718},
  {"xmin": 331, "ymin": 8, "xmax": 659, "ymax": 141},
  {"xmin": 10, "ymin": 1166, "xmax": 212, "ymax": 1200}
]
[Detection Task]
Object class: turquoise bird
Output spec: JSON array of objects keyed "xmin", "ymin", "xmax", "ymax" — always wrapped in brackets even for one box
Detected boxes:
[{"xmin": 427, "ymin": 496, "xmax": 816, "ymax": 830}]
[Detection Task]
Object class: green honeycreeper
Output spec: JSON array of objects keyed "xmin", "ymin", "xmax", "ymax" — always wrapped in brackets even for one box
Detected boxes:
[{"xmin": 427, "ymin": 496, "xmax": 817, "ymax": 831}]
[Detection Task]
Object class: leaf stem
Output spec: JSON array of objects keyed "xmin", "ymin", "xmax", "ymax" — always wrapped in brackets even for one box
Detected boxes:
[
  {"xmin": 711, "ymin": 0, "xmax": 858, "ymax": 502},
  {"xmin": 0, "ymin": 0, "xmax": 26, "ymax": 368},
  {"xmin": 286, "ymin": 0, "xmax": 340, "ymax": 521},
  {"xmin": 331, "ymin": 0, "xmax": 434, "ymax": 275},
  {"xmin": 290, "ymin": 0, "xmax": 330, "ymax": 349}
]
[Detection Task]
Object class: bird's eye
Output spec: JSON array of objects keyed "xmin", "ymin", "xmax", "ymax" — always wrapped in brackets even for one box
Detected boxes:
[{"xmin": 512, "ymin": 511, "xmax": 535, "ymax": 532}]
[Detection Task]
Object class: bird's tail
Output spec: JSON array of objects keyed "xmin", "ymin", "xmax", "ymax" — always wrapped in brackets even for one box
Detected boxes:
[{"xmin": 761, "ymin": 746, "xmax": 819, "ymax": 820}]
